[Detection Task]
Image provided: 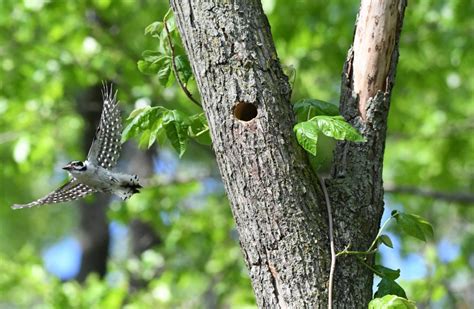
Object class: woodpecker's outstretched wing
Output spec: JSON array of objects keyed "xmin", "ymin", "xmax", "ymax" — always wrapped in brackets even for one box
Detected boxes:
[
  {"xmin": 12, "ymin": 179, "xmax": 95, "ymax": 209},
  {"xmin": 87, "ymin": 82, "xmax": 122, "ymax": 170}
]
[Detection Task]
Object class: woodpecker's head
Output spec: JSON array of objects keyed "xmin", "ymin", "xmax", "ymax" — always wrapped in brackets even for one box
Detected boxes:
[{"xmin": 63, "ymin": 161, "xmax": 87, "ymax": 173}]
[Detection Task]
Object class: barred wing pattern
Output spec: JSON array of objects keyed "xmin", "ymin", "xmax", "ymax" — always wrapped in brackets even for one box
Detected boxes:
[
  {"xmin": 87, "ymin": 83, "xmax": 122, "ymax": 170},
  {"xmin": 11, "ymin": 179, "xmax": 95, "ymax": 209}
]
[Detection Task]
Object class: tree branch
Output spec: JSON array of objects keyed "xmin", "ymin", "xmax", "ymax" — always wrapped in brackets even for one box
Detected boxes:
[
  {"xmin": 329, "ymin": 0, "xmax": 408, "ymax": 306},
  {"xmin": 163, "ymin": 11, "xmax": 201, "ymax": 108},
  {"xmin": 384, "ymin": 184, "xmax": 474, "ymax": 204}
]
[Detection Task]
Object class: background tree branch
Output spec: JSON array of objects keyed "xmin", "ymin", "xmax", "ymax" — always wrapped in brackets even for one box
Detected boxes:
[{"xmin": 385, "ymin": 184, "xmax": 474, "ymax": 205}]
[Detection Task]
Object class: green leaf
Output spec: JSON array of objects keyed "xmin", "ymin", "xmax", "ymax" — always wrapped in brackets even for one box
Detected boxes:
[
  {"xmin": 165, "ymin": 14, "xmax": 176, "ymax": 33},
  {"xmin": 138, "ymin": 129, "xmax": 151, "ymax": 149},
  {"xmin": 294, "ymin": 115, "xmax": 365, "ymax": 155},
  {"xmin": 377, "ymin": 234, "xmax": 394, "ymax": 248},
  {"xmin": 157, "ymin": 60, "xmax": 172, "ymax": 86},
  {"xmin": 282, "ymin": 64, "xmax": 296, "ymax": 89},
  {"xmin": 122, "ymin": 107, "xmax": 150, "ymax": 142},
  {"xmin": 369, "ymin": 295, "xmax": 416, "ymax": 309},
  {"xmin": 138, "ymin": 51, "xmax": 172, "ymax": 81},
  {"xmin": 293, "ymin": 98, "xmax": 340, "ymax": 119},
  {"xmin": 374, "ymin": 278, "xmax": 407, "ymax": 299},
  {"xmin": 144, "ymin": 21, "xmax": 164, "ymax": 37},
  {"xmin": 294, "ymin": 121, "xmax": 319, "ymax": 156},
  {"xmin": 373, "ymin": 265, "xmax": 400, "ymax": 280},
  {"xmin": 142, "ymin": 50, "xmax": 167, "ymax": 63},
  {"xmin": 188, "ymin": 113, "xmax": 207, "ymax": 136},
  {"xmin": 148, "ymin": 117, "xmax": 164, "ymax": 148},
  {"xmin": 188, "ymin": 113, "xmax": 212, "ymax": 145},
  {"xmin": 311, "ymin": 115, "xmax": 366, "ymax": 142},
  {"xmin": 122, "ymin": 106, "xmax": 167, "ymax": 142},
  {"xmin": 127, "ymin": 106, "xmax": 150, "ymax": 120},
  {"xmin": 137, "ymin": 60, "xmax": 161, "ymax": 75},
  {"xmin": 174, "ymin": 55, "xmax": 193, "ymax": 84},
  {"xmin": 163, "ymin": 110, "xmax": 189, "ymax": 157},
  {"xmin": 394, "ymin": 212, "xmax": 434, "ymax": 242},
  {"xmin": 122, "ymin": 106, "xmax": 192, "ymax": 153}
]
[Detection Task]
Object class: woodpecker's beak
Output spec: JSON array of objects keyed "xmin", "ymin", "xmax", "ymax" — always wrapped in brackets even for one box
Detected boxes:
[{"xmin": 62, "ymin": 163, "xmax": 72, "ymax": 171}]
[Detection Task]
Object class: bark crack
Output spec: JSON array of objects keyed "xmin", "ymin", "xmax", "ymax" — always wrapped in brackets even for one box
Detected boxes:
[{"xmin": 267, "ymin": 260, "xmax": 287, "ymax": 309}]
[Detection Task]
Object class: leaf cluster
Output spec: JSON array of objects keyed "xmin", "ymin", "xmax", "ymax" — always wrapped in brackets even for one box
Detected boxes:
[
  {"xmin": 352, "ymin": 210, "xmax": 434, "ymax": 305},
  {"xmin": 122, "ymin": 106, "xmax": 210, "ymax": 157},
  {"xmin": 137, "ymin": 15, "xmax": 193, "ymax": 88},
  {"xmin": 293, "ymin": 99, "xmax": 365, "ymax": 156}
]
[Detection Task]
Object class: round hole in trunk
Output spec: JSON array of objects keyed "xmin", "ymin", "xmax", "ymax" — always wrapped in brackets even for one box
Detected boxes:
[{"xmin": 234, "ymin": 102, "xmax": 257, "ymax": 122}]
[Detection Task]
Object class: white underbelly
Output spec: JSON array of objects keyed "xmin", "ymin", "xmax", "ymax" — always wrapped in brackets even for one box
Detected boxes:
[{"xmin": 74, "ymin": 169, "xmax": 115, "ymax": 192}]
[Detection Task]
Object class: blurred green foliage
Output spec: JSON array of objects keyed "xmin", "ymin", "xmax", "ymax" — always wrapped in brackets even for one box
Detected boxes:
[{"xmin": 0, "ymin": 0, "xmax": 472, "ymax": 308}]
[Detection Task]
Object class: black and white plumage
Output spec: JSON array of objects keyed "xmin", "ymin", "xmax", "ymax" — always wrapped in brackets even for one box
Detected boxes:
[{"xmin": 12, "ymin": 83, "xmax": 142, "ymax": 210}]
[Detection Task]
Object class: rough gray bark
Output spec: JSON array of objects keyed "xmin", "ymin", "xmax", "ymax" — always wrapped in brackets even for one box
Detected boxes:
[
  {"xmin": 171, "ymin": 1, "xmax": 329, "ymax": 307},
  {"xmin": 171, "ymin": 0, "xmax": 406, "ymax": 307},
  {"xmin": 328, "ymin": 1, "xmax": 407, "ymax": 306}
]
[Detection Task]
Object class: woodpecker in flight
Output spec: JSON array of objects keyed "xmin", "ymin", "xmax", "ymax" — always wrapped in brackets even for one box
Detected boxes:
[{"xmin": 12, "ymin": 83, "xmax": 142, "ymax": 209}]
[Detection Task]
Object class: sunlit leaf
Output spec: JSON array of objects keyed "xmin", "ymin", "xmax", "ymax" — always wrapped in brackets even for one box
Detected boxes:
[
  {"xmin": 127, "ymin": 106, "xmax": 150, "ymax": 120},
  {"xmin": 294, "ymin": 121, "xmax": 319, "ymax": 156},
  {"xmin": 394, "ymin": 212, "xmax": 434, "ymax": 242},
  {"xmin": 293, "ymin": 98, "xmax": 339, "ymax": 120},
  {"xmin": 122, "ymin": 106, "xmax": 167, "ymax": 142},
  {"xmin": 311, "ymin": 115, "xmax": 366, "ymax": 142},
  {"xmin": 142, "ymin": 50, "xmax": 167, "ymax": 63},
  {"xmin": 369, "ymin": 295, "xmax": 416, "ymax": 309},
  {"xmin": 294, "ymin": 115, "xmax": 365, "ymax": 156},
  {"xmin": 165, "ymin": 14, "xmax": 176, "ymax": 33},
  {"xmin": 144, "ymin": 21, "xmax": 164, "ymax": 37},
  {"xmin": 188, "ymin": 113, "xmax": 211, "ymax": 145},
  {"xmin": 162, "ymin": 110, "xmax": 189, "ymax": 157}
]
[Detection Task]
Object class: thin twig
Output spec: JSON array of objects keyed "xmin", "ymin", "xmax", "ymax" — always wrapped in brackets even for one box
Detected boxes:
[
  {"xmin": 335, "ymin": 249, "xmax": 378, "ymax": 258},
  {"xmin": 385, "ymin": 183, "xmax": 474, "ymax": 204},
  {"xmin": 336, "ymin": 211, "xmax": 395, "ymax": 259},
  {"xmin": 318, "ymin": 175, "xmax": 336, "ymax": 309},
  {"xmin": 163, "ymin": 11, "xmax": 201, "ymax": 107}
]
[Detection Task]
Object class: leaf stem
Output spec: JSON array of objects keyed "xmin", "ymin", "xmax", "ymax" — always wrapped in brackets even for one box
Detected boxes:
[
  {"xmin": 163, "ymin": 10, "xmax": 201, "ymax": 107},
  {"xmin": 366, "ymin": 212, "xmax": 396, "ymax": 253},
  {"xmin": 336, "ymin": 212, "xmax": 396, "ymax": 257},
  {"xmin": 356, "ymin": 256, "xmax": 384, "ymax": 277},
  {"xmin": 335, "ymin": 249, "xmax": 378, "ymax": 258}
]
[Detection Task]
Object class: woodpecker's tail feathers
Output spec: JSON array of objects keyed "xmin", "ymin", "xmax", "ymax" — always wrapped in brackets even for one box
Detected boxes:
[{"xmin": 116, "ymin": 174, "xmax": 142, "ymax": 200}]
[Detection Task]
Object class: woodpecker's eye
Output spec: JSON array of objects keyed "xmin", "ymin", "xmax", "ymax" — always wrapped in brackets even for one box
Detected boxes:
[{"xmin": 72, "ymin": 161, "xmax": 83, "ymax": 167}]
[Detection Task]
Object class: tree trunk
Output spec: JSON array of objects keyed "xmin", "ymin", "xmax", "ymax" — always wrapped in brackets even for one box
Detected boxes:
[
  {"xmin": 171, "ymin": 1, "xmax": 329, "ymax": 307},
  {"xmin": 171, "ymin": 0, "xmax": 406, "ymax": 307},
  {"xmin": 75, "ymin": 85, "xmax": 111, "ymax": 282},
  {"xmin": 329, "ymin": 1, "xmax": 407, "ymax": 306},
  {"xmin": 123, "ymin": 144, "xmax": 162, "ymax": 291}
]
